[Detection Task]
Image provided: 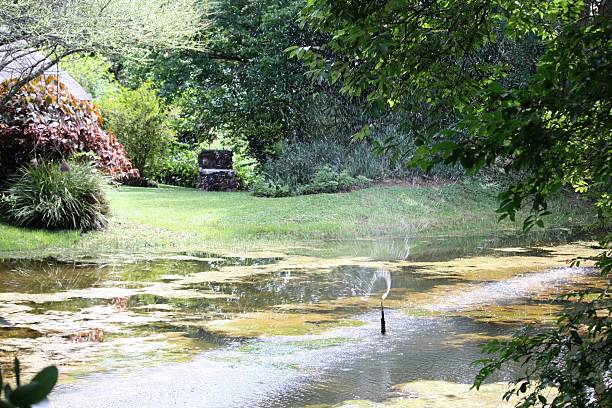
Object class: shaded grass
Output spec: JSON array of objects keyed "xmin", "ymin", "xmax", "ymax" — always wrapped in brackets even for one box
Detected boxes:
[{"xmin": 0, "ymin": 181, "xmax": 595, "ymax": 259}]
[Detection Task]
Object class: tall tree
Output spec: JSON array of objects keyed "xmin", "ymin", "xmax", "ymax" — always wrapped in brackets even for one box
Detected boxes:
[{"xmin": 135, "ymin": 0, "xmax": 363, "ymax": 162}]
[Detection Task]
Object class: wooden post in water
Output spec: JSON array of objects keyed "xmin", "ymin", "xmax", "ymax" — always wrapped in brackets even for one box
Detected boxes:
[{"xmin": 381, "ymin": 301, "xmax": 386, "ymax": 335}]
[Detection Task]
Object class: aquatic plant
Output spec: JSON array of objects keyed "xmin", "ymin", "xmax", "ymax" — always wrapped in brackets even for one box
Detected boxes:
[{"xmin": 0, "ymin": 358, "xmax": 58, "ymax": 408}]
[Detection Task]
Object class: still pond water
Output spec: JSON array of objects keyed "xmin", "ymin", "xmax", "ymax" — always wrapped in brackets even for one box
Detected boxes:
[{"xmin": 0, "ymin": 232, "xmax": 601, "ymax": 407}]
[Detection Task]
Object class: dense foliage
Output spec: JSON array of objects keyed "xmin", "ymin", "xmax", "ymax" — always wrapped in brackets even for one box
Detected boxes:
[
  {"xmin": 297, "ymin": 0, "xmax": 610, "ymax": 227},
  {"xmin": 0, "ymin": 161, "xmax": 109, "ymax": 231},
  {"xmin": 0, "ymin": 76, "xmax": 133, "ymax": 177},
  {"xmin": 115, "ymin": 0, "xmax": 477, "ymax": 189},
  {"xmin": 0, "ymin": 358, "xmax": 58, "ymax": 408},
  {"xmin": 474, "ymin": 288, "xmax": 611, "ymax": 408},
  {"xmin": 53, "ymin": 0, "xmax": 470, "ymax": 190},
  {"xmin": 297, "ymin": 0, "xmax": 611, "ymax": 406},
  {"xmin": 99, "ymin": 83, "xmax": 175, "ymax": 178},
  {"xmin": 131, "ymin": 0, "xmax": 368, "ymax": 163},
  {"xmin": 261, "ymin": 137, "xmax": 385, "ymax": 185},
  {"xmin": 62, "ymin": 56, "xmax": 119, "ymax": 100},
  {"xmin": 156, "ymin": 142, "xmax": 200, "ymax": 187},
  {"xmin": 258, "ymin": 135, "xmax": 465, "ymax": 194},
  {"xmin": 253, "ymin": 165, "xmax": 370, "ymax": 197}
]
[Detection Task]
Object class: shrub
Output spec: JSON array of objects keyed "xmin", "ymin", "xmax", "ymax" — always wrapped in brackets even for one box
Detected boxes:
[
  {"xmin": 253, "ymin": 166, "xmax": 371, "ymax": 197},
  {"xmin": 99, "ymin": 82, "xmax": 175, "ymax": 178},
  {"xmin": 303, "ymin": 167, "xmax": 370, "ymax": 195},
  {"xmin": 252, "ymin": 136, "xmax": 381, "ymax": 197},
  {"xmin": 259, "ymin": 129, "xmax": 467, "ymax": 190},
  {"xmin": 251, "ymin": 178, "xmax": 294, "ymax": 197},
  {"xmin": 0, "ymin": 161, "xmax": 110, "ymax": 231},
  {"xmin": 0, "ymin": 76, "xmax": 133, "ymax": 177},
  {"xmin": 233, "ymin": 151, "xmax": 259, "ymax": 189},
  {"xmin": 157, "ymin": 142, "xmax": 199, "ymax": 187},
  {"xmin": 261, "ymin": 137, "xmax": 386, "ymax": 185},
  {"xmin": 304, "ymin": 166, "xmax": 339, "ymax": 194}
]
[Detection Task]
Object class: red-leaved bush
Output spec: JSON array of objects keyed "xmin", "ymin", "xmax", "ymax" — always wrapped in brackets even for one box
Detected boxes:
[{"xmin": 0, "ymin": 76, "xmax": 134, "ymax": 177}]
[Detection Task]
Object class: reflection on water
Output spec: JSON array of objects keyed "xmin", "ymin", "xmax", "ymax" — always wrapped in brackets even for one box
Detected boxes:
[
  {"xmin": 0, "ymin": 261, "xmax": 106, "ymax": 294},
  {"xmin": 123, "ymin": 265, "xmax": 440, "ymax": 316},
  {"xmin": 428, "ymin": 266, "xmax": 593, "ymax": 312},
  {"xmin": 0, "ymin": 232, "xmax": 600, "ymax": 407},
  {"xmin": 292, "ymin": 228, "xmax": 588, "ymax": 261}
]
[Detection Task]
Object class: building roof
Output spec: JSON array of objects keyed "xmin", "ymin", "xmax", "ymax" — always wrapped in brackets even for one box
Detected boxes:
[{"xmin": 0, "ymin": 45, "xmax": 92, "ymax": 101}]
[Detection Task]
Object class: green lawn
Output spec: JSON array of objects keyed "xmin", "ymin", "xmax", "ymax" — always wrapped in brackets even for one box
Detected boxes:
[{"xmin": 0, "ymin": 182, "xmax": 594, "ymax": 259}]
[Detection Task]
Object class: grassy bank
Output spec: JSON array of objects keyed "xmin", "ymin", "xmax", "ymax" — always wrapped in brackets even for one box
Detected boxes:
[{"xmin": 0, "ymin": 182, "xmax": 595, "ymax": 259}]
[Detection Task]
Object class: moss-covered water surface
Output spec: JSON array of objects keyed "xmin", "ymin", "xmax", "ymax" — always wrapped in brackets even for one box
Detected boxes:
[{"xmin": 0, "ymin": 234, "xmax": 603, "ymax": 407}]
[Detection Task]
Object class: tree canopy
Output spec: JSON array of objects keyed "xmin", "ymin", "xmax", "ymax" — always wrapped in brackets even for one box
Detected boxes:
[
  {"xmin": 0, "ymin": 0, "xmax": 206, "ymax": 107},
  {"xmin": 295, "ymin": 0, "xmax": 610, "ymax": 231},
  {"xmin": 128, "ymin": 0, "xmax": 373, "ymax": 162}
]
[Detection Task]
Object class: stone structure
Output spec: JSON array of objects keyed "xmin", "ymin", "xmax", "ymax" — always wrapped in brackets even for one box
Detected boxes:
[{"xmin": 197, "ymin": 150, "xmax": 238, "ymax": 192}]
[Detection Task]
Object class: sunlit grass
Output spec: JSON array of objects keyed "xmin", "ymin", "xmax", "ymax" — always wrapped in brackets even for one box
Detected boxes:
[{"xmin": 0, "ymin": 181, "xmax": 595, "ymax": 259}]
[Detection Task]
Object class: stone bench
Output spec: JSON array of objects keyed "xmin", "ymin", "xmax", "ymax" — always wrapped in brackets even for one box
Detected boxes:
[{"xmin": 197, "ymin": 150, "xmax": 238, "ymax": 191}]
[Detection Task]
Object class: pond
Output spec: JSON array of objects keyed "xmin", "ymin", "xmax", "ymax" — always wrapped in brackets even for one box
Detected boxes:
[{"xmin": 0, "ymin": 231, "xmax": 603, "ymax": 407}]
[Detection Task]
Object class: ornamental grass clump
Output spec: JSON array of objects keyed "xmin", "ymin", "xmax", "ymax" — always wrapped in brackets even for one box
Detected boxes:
[{"xmin": 0, "ymin": 161, "xmax": 109, "ymax": 231}]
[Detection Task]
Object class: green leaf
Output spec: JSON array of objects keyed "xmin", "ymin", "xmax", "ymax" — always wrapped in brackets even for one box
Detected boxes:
[
  {"xmin": 9, "ymin": 383, "xmax": 44, "ymax": 407},
  {"xmin": 31, "ymin": 366, "xmax": 57, "ymax": 395},
  {"xmin": 431, "ymin": 141, "xmax": 456, "ymax": 153},
  {"xmin": 283, "ymin": 45, "xmax": 299, "ymax": 53},
  {"xmin": 352, "ymin": 125, "xmax": 372, "ymax": 141},
  {"xmin": 9, "ymin": 366, "xmax": 57, "ymax": 407},
  {"xmin": 330, "ymin": 70, "xmax": 341, "ymax": 84}
]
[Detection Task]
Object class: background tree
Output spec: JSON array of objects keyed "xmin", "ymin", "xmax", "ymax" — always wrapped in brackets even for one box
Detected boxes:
[
  {"xmin": 132, "ymin": 0, "xmax": 365, "ymax": 162},
  {"xmin": 0, "ymin": 0, "xmax": 206, "ymax": 108},
  {"xmin": 100, "ymin": 83, "xmax": 175, "ymax": 177}
]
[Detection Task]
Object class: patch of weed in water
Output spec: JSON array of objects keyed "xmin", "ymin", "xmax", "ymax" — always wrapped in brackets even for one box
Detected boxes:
[
  {"xmin": 24, "ymin": 298, "xmax": 108, "ymax": 314},
  {"xmin": 0, "ymin": 326, "xmax": 42, "ymax": 339}
]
